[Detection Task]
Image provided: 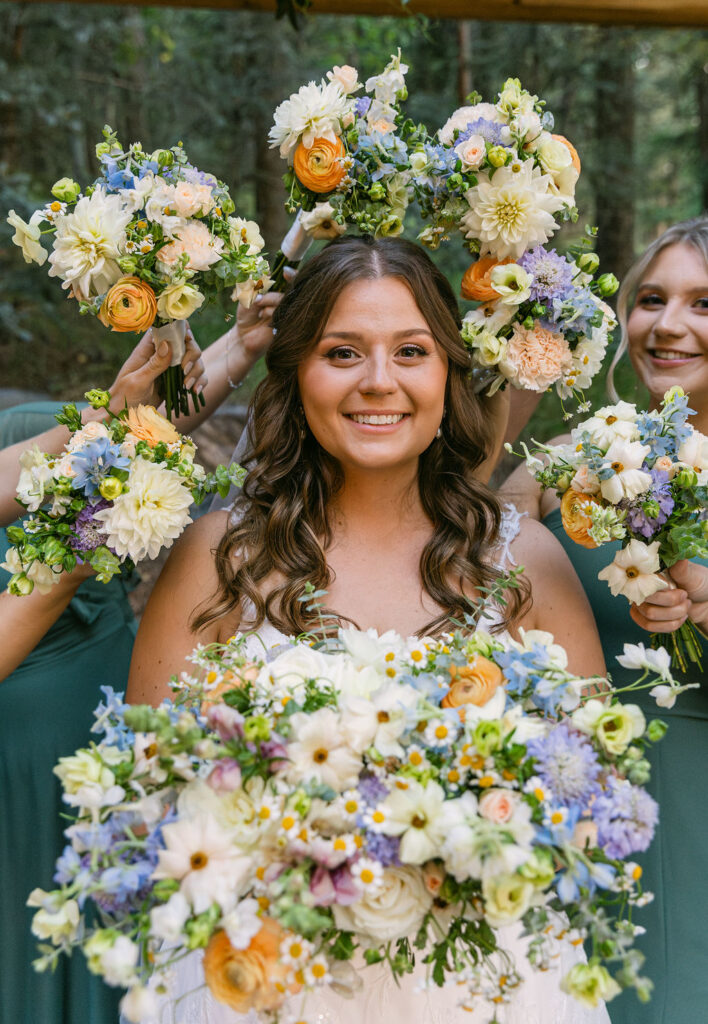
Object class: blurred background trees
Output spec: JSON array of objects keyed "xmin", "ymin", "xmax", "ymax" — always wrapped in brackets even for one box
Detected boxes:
[{"xmin": 0, "ymin": 4, "xmax": 706, "ymax": 440}]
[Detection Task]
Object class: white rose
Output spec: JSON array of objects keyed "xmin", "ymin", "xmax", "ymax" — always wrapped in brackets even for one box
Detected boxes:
[
  {"xmin": 171, "ymin": 181, "xmax": 215, "ymax": 218},
  {"xmin": 454, "ymin": 134, "xmax": 486, "ymax": 171},
  {"xmin": 67, "ymin": 420, "xmax": 111, "ymax": 451},
  {"xmin": 53, "ymin": 746, "xmax": 122, "ymax": 796},
  {"xmin": 156, "ymin": 281, "xmax": 204, "ymax": 321},
  {"xmin": 482, "ymin": 872, "xmax": 534, "ymax": 927},
  {"xmin": 333, "ymin": 866, "xmax": 432, "ymax": 942},
  {"xmin": 536, "ymin": 133, "xmax": 574, "ymax": 177},
  {"xmin": 409, "ymin": 150, "xmax": 429, "ymax": 175},
  {"xmin": 259, "ymin": 644, "xmax": 331, "ymax": 695}
]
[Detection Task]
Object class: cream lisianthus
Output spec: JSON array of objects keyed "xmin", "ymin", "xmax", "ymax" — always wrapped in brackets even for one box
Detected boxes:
[
  {"xmin": 47, "ymin": 188, "xmax": 131, "ymax": 300},
  {"xmin": 489, "ymin": 262, "xmax": 532, "ymax": 305},
  {"xmin": 597, "ymin": 539, "xmax": 669, "ymax": 605},
  {"xmin": 231, "ymin": 274, "xmax": 274, "ymax": 309},
  {"xmin": 461, "ymin": 302, "xmax": 516, "ymax": 337},
  {"xmin": 461, "ymin": 160, "xmax": 563, "ymax": 260},
  {"xmin": 1, "ymin": 546, "xmax": 59, "ymax": 594},
  {"xmin": 482, "ymin": 872, "xmax": 535, "ymax": 927},
  {"xmin": 227, "ymin": 217, "xmax": 265, "ymax": 254},
  {"xmin": 156, "ymin": 281, "xmax": 205, "ymax": 321},
  {"xmin": 92, "ymin": 457, "xmax": 193, "ymax": 561},
  {"xmin": 299, "ymin": 202, "xmax": 347, "ymax": 240},
  {"xmin": 286, "ymin": 708, "xmax": 360, "ymax": 792},
  {"xmin": 571, "ymin": 698, "xmax": 645, "ymax": 756},
  {"xmin": 7, "ymin": 209, "xmax": 49, "ymax": 265},
  {"xmin": 467, "ymin": 329, "xmax": 508, "ymax": 368},
  {"xmin": 599, "ymin": 440, "xmax": 653, "ymax": 503},
  {"xmin": 560, "ymin": 964, "xmax": 621, "ymax": 1008},
  {"xmin": 576, "ymin": 401, "xmax": 639, "ymax": 449},
  {"xmin": 379, "ymin": 780, "xmax": 447, "ymax": 864},
  {"xmin": 333, "ymin": 867, "xmax": 432, "ymax": 943},
  {"xmin": 152, "ymin": 813, "xmax": 252, "ymax": 914},
  {"xmin": 269, "ymin": 80, "xmax": 351, "ymax": 160}
]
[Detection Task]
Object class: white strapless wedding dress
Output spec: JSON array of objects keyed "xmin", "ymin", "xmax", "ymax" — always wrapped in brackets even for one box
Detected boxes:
[{"xmin": 143, "ymin": 507, "xmax": 611, "ymax": 1024}]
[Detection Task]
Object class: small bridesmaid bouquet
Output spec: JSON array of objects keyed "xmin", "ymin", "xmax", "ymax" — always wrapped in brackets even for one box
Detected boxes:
[
  {"xmin": 267, "ymin": 52, "xmax": 414, "ymax": 287},
  {"xmin": 408, "ymin": 79, "xmax": 618, "ymax": 412},
  {"xmin": 1, "ymin": 392, "xmax": 244, "ymax": 595},
  {"xmin": 6, "ymin": 126, "xmax": 271, "ymax": 418},
  {"xmin": 511, "ymin": 386, "xmax": 708, "ymax": 670}
]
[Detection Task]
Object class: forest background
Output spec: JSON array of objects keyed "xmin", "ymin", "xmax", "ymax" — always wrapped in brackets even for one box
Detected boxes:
[{"xmin": 1, "ymin": 3, "xmax": 707, "ymax": 445}]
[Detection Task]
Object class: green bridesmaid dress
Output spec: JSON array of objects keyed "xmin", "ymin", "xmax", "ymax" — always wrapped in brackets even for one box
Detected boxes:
[
  {"xmin": 544, "ymin": 507, "xmax": 708, "ymax": 1024},
  {"xmin": 0, "ymin": 403, "xmax": 133, "ymax": 1024}
]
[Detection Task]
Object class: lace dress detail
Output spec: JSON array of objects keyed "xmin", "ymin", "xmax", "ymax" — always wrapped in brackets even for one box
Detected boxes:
[{"xmin": 140, "ymin": 506, "xmax": 610, "ymax": 1024}]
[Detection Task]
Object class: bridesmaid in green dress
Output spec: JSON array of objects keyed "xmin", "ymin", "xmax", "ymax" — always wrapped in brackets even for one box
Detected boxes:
[{"xmin": 502, "ymin": 216, "xmax": 708, "ymax": 1024}]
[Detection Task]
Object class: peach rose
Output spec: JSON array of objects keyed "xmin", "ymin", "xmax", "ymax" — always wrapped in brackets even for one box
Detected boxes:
[
  {"xmin": 203, "ymin": 920, "xmax": 298, "ymax": 1014},
  {"xmin": 560, "ymin": 489, "xmax": 601, "ymax": 549},
  {"xmin": 98, "ymin": 276, "xmax": 157, "ymax": 333},
  {"xmin": 499, "ymin": 323, "xmax": 573, "ymax": 391},
  {"xmin": 479, "ymin": 788, "xmax": 518, "ymax": 825},
  {"xmin": 422, "ymin": 861, "xmax": 446, "ymax": 897},
  {"xmin": 551, "ymin": 134, "xmax": 581, "ymax": 173},
  {"xmin": 171, "ymin": 181, "xmax": 215, "ymax": 218},
  {"xmin": 460, "ymin": 257, "xmax": 514, "ymax": 302},
  {"xmin": 293, "ymin": 137, "xmax": 346, "ymax": 193},
  {"xmin": 158, "ymin": 220, "xmax": 224, "ymax": 272},
  {"xmin": 124, "ymin": 405, "xmax": 180, "ymax": 448},
  {"xmin": 442, "ymin": 655, "xmax": 505, "ymax": 722}
]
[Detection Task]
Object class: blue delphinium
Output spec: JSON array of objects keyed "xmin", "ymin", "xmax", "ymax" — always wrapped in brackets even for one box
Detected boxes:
[
  {"xmin": 70, "ymin": 438, "xmax": 129, "ymax": 498},
  {"xmin": 91, "ymin": 686, "xmax": 134, "ymax": 750},
  {"xmin": 527, "ymin": 722, "xmax": 602, "ymax": 808},
  {"xmin": 358, "ymin": 773, "xmax": 388, "ymax": 806},
  {"xmin": 519, "ymin": 246, "xmax": 574, "ymax": 303},
  {"xmin": 592, "ymin": 777, "xmax": 658, "ymax": 859}
]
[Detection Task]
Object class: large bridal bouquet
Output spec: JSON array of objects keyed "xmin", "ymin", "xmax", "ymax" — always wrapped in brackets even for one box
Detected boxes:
[
  {"xmin": 6, "ymin": 126, "xmax": 271, "ymax": 418},
  {"xmin": 513, "ymin": 386, "xmax": 708, "ymax": 669},
  {"xmin": 30, "ymin": 611, "xmax": 686, "ymax": 1021},
  {"xmin": 1, "ymin": 393, "xmax": 243, "ymax": 595},
  {"xmin": 268, "ymin": 52, "xmax": 413, "ymax": 287},
  {"xmin": 409, "ymin": 79, "xmax": 618, "ymax": 410}
]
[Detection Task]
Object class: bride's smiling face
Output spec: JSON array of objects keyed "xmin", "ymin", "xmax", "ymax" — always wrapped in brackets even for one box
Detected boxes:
[{"xmin": 297, "ymin": 276, "xmax": 448, "ymax": 473}]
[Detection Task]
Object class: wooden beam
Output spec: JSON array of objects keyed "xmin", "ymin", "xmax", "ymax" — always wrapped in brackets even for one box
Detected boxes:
[{"xmin": 18, "ymin": 0, "xmax": 708, "ymax": 26}]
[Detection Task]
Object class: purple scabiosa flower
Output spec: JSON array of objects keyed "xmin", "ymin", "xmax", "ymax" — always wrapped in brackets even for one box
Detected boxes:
[
  {"xmin": 358, "ymin": 773, "xmax": 388, "ymax": 805},
  {"xmin": 519, "ymin": 247, "xmax": 574, "ymax": 303},
  {"xmin": 623, "ymin": 468, "xmax": 674, "ymax": 539},
  {"xmin": 458, "ymin": 118, "xmax": 504, "ymax": 146},
  {"xmin": 592, "ymin": 777, "xmax": 658, "ymax": 859},
  {"xmin": 527, "ymin": 722, "xmax": 602, "ymax": 808},
  {"xmin": 69, "ymin": 500, "xmax": 111, "ymax": 554},
  {"xmin": 364, "ymin": 831, "xmax": 400, "ymax": 866},
  {"xmin": 355, "ymin": 96, "xmax": 372, "ymax": 117}
]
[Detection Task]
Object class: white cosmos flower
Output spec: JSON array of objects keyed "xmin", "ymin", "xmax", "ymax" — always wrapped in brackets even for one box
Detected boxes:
[
  {"xmin": 598, "ymin": 539, "xmax": 669, "ymax": 605},
  {"xmin": 339, "ymin": 626, "xmax": 406, "ymax": 673},
  {"xmin": 287, "ymin": 708, "xmax": 361, "ymax": 792},
  {"xmin": 676, "ymin": 430, "xmax": 708, "ymax": 483},
  {"xmin": 341, "ymin": 682, "xmax": 419, "ymax": 757},
  {"xmin": 461, "ymin": 302, "xmax": 517, "ymax": 336},
  {"xmin": 227, "ymin": 216, "xmax": 265, "ymax": 254},
  {"xmin": 379, "ymin": 780, "xmax": 447, "ymax": 864},
  {"xmin": 7, "ymin": 209, "xmax": 49, "ymax": 265},
  {"xmin": 299, "ymin": 202, "xmax": 347, "ymax": 240},
  {"xmin": 152, "ymin": 813, "xmax": 252, "ymax": 914},
  {"xmin": 577, "ymin": 401, "xmax": 640, "ymax": 449},
  {"xmin": 461, "ymin": 159, "xmax": 563, "ymax": 260},
  {"xmin": 47, "ymin": 188, "xmax": 131, "ymax": 300},
  {"xmin": 92, "ymin": 458, "xmax": 193, "ymax": 562},
  {"xmin": 269, "ymin": 80, "xmax": 351, "ymax": 159},
  {"xmin": 599, "ymin": 439, "xmax": 653, "ymax": 504}
]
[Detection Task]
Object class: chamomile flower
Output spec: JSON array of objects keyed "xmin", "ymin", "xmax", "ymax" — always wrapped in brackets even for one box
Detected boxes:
[
  {"xmin": 524, "ymin": 776, "xmax": 552, "ymax": 804},
  {"xmin": 363, "ymin": 806, "xmax": 389, "ymax": 831},
  {"xmin": 423, "ymin": 717, "xmax": 459, "ymax": 748},
  {"xmin": 341, "ymin": 789, "xmax": 363, "ymax": 820},
  {"xmin": 405, "ymin": 745, "xmax": 429, "ymax": 770},
  {"xmin": 304, "ymin": 955, "xmax": 332, "ymax": 987},
  {"xmin": 280, "ymin": 934, "xmax": 313, "ymax": 969},
  {"xmin": 351, "ymin": 857, "xmax": 384, "ymax": 894}
]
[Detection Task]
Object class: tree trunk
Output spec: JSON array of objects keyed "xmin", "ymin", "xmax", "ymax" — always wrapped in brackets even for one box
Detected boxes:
[
  {"xmin": 255, "ymin": 132, "xmax": 292, "ymax": 254},
  {"xmin": 697, "ymin": 51, "xmax": 708, "ymax": 212}
]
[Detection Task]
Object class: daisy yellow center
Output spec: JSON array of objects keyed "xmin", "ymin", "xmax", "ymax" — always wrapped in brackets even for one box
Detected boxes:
[
  {"xmin": 411, "ymin": 650, "xmax": 423, "ymax": 662},
  {"xmin": 435, "ymin": 725, "xmax": 448, "ymax": 739},
  {"xmin": 551, "ymin": 811, "xmax": 564, "ymax": 825},
  {"xmin": 386, "ymin": 668, "xmax": 396, "ymax": 677},
  {"xmin": 372, "ymin": 810, "xmax": 385, "ymax": 824},
  {"xmin": 478, "ymin": 774, "xmax": 495, "ymax": 788},
  {"xmin": 448, "ymin": 769, "xmax": 460, "ymax": 783},
  {"xmin": 311, "ymin": 963, "xmax": 327, "ymax": 979},
  {"xmin": 282, "ymin": 816, "xmax": 296, "ymax": 830},
  {"xmin": 633, "ymin": 865, "xmax": 643, "ymax": 880},
  {"xmin": 385, "ymin": 652, "xmax": 396, "ymax": 662},
  {"xmin": 333, "ymin": 837, "xmax": 347, "ymax": 851},
  {"xmin": 411, "ymin": 814, "xmax": 427, "ymax": 829},
  {"xmin": 289, "ymin": 942, "xmax": 303, "ymax": 958},
  {"xmin": 190, "ymin": 851, "xmax": 208, "ymax": 870},
  {"xmin": 409, "ymin": 751, "xmax": 423, "ymax": 766},
  {"xmin": 360, "ymin": 868, "xmax": 375, "ymax": 884},
  {"xmin": 345, "ymin": 800, "xmax": 358, "ymax": 813}
]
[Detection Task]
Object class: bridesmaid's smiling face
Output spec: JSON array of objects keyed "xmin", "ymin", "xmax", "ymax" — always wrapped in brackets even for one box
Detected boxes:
[
  {"xmin": 297, "ymin": 276, "xmax": 448, "ymax": 475},
  {"xmin": 627, "ymin": 242, "xmax": 708, "ymax": 408}
]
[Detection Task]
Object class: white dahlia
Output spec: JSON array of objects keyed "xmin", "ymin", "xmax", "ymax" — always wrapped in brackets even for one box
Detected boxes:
[
  {"xmin": 461, "ymin": 159, "xmax": 564, "ymax": 260},
  {"xmin": 269, "ymin": 80, "xmax": 351, "ymax": 160},
  {"xmin": 92, "ymin": 457, "xmax": 192, "ymax": 562},
  {"xmin": 47, "ymin": 188, "xmax": 132, "ymax": 300}
]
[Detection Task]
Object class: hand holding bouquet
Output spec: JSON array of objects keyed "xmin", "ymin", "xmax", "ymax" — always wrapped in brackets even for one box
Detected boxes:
[
  {"xmin": 1, "ymin": 393, "xmax": 244, "ymax": 595},
  {"xmin": 7, "ymin": 126, "xmax": 271, "ymax": 418},
  {"xmin": 268, "ymin": 52, "xmax": 414, "ymax": 287},
  {"xmin": 29, "ymin": 611, "xmax": 690, "ymax": 1021},
  {"xmin": 409, "ymin": 79, "xmax": 618, "ymax": 410},
  {"xmin": 512, "ymin": 387, "xmax": 708, "ymax": 668}
]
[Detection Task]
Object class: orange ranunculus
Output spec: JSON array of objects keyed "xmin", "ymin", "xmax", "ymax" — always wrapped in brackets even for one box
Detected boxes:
[
  {"xmin": 551, "ymin": 134, "xmax": 581, "ymax": 173},
  {"xmin": 442, "ymin": 655, "xmax": 505, "ymax": 721},
  {"xmin": 124, "ymin": 405, "xmax": 180, "ymax": 447},
  {"xmin": 98, "ymin": 276, "xmax": 157, "ymax": 333},
  {"xmin": 560, "ymin": 488, "xmax": 601, "ymax": 549},
  {"xmin": 203, "ymin": 920, "xmax": 299, "ymax": 1014},
  {"xmin": 293, "ymin": 136, "xmax": 346, "ymax": 194},
  {"xmin": 460, "ymin": 257, "xmax": 514, "ymax": 302}
]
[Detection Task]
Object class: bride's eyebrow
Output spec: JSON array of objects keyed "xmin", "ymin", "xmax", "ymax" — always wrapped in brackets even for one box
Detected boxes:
[{"xmin": 320, "ymin": 328, "xmax": 434, "ymax": 341}]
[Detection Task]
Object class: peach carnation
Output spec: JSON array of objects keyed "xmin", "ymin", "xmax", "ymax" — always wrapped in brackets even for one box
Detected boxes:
[{"xmin": 500, "ymin": 322, "xmax": 572, "ymax": 391}]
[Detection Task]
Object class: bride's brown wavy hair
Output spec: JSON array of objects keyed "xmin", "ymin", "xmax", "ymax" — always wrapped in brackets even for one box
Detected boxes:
[{"xmin": 195, "ymin": 236, "xmax": 530, "ymax": 636}]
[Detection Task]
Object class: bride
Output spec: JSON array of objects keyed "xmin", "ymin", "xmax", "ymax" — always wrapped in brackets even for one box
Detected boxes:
[{"xmin": 128, "ymin": 236, "xmax": 610, "ymax": 1023}]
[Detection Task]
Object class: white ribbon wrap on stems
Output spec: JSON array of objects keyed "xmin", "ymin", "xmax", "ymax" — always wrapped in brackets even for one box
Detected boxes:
[
  {"xmin": 280, "ymin": 210, "xmax": 314, "ymax": 263},
  {"xmin": 153, "ymin": 319, "xmax": 187, "ymax": 368}
]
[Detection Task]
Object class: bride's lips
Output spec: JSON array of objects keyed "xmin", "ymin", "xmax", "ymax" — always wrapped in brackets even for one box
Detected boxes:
[
  {"xmin": 343, "ymin": 411, "xmax": 411, "ymax": 432},
  {"xmin": 647, "ymin": 347, "xmax": 701, "ymax": 367}
]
